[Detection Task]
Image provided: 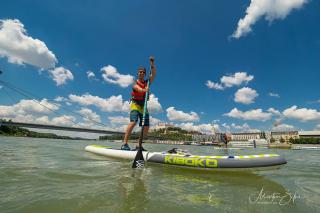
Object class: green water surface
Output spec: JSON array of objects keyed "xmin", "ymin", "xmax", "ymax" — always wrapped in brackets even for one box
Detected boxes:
[{"xmin": 0, "ymin": 136, "xmax": 319, "ymax": 213}]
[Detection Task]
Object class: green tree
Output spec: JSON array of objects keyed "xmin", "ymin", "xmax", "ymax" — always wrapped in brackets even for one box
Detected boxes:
[{"xmin": 270, "ymin": 137, "xmax": 275, "ymax": 143}]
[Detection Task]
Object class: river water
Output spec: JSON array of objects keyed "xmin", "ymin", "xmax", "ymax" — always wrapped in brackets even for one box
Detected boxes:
[{"xmin": 0, "ymin": 136, "xmax": 319, "ymax": 213}]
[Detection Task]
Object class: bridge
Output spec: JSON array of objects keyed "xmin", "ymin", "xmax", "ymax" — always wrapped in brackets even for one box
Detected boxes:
[
  {"xmin": 0, "ymin": 121, "xmax": 124, "ymax": 135},
  {"xmin": 0, "ymin": 121, "xmax": 169, "ymax": 139}
]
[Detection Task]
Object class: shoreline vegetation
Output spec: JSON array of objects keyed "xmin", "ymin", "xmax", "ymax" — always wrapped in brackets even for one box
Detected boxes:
[
  {"xmin": 0, "ymin": 120, "xmax": 89, "ymax": 140},
  {"xmin": 99, "ymin": 126, "xmax": 195, "ymax": 141},
  {"xmin": 1, "ymin": 119, "xmax": 319, "ymax": 144}
]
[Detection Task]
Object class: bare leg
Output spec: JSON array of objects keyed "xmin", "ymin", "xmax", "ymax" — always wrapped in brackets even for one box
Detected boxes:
[{"xmin": 123, "ymin": 121, "xmax": 136, "ymax": 144}]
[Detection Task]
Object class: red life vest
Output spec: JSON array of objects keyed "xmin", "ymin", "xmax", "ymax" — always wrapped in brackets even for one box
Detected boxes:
[{"xmin": 131, "ymin": 80, "xmax": 148, "ymax": 101}]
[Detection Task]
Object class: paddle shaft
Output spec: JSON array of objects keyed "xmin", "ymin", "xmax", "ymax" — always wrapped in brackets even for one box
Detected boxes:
[{"xmin": 137, "ymin": 74, "xmax": 151, "ymax": 147}]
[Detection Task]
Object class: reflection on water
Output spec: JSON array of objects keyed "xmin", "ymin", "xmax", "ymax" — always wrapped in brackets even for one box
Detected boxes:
[
  {"xmin": 0, "ymin": 136, "xmax": 319, "ymax": 213},
  {"xmin": 117, "ymin": 170, "xmax": 149, "ymax": 213}
]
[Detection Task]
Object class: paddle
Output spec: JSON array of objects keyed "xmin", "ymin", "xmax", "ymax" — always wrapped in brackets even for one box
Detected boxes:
[{"xmin": 132, "ymin": 58, "xmax": 153, "ymax": 168}]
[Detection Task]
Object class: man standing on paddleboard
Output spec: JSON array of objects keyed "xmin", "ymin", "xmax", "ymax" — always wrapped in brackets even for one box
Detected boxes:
[{"xmin": 121, "ymin": 56, "xmax": 156, "ymax": 150}]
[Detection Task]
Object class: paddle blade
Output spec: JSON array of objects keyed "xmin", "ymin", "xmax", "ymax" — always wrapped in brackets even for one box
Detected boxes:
[{"xmin": 132, "ymin": 148, "xmax": 145, "ymax": 168}]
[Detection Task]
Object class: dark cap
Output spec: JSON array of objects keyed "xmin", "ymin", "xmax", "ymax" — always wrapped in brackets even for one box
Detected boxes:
[{"xmin": 137, "ymin": 66, "xmax": 146, "ymax": 72}]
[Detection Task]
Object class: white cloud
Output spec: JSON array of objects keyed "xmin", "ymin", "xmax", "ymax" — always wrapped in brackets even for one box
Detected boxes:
[
  {"xmin": 0, "ymin": 19, "xmax": 57, "ymax": 69},
  {"xmin": 101, "ymin": 65, "xmax": 134, "ymax": 88},
  {"xmin": 54, "ymin": 96, "xmax": 66, "ymax": 102},
  {"xmin": 221, "ymin": 122, "xmax": 260, "ymax": 132},
  {"xmin": 224, "ymin": 108, "xmax": 272, "ymax": 121},
  {"xmin": 315, "ymin": 124, "xmax": 320, "ymax": 130},
  {"xmin": 51, "ymin": 115, "xmax": 76, "ymax": 126},
  {"xmin": 206, "ymin": 72, "xmax": 253, "ymax": 90},
  {"xmin": 283, "ymin": 105, "xmax": 320, "ymax": 122},
  {"xmin": 232, "ymin": 123, "xmax": 261, "ymax": 132},
  {"xmin": 234, "ymin": 87, "xmax": 258, "ymax": 104},
  {"xmin": 269, "ymin": 92, "xmax": 280, "ymax": 98},
  {"xmin": 177, "ymin": 122, "xmax": 220, "ymax": 135},
  {"xmin": 150, "ymin": 116, "xmax": 162, "ymax": 125},
  {"xmin": 77, "ymin": 107, "xmax": 101, "ymax": 123},
  {"xmin": 272, "ymin": 123, "xmax": 295, "ymax": 131},
  {"xmin": 206, "ymin": 80, "xmax": 224, "ymax": 90},
  {"xmin": 108, "ymin": 116, "xmax": 129, "ymax": 125},
  {"xmin": 0, "ymin": 99, "xmax": 59, "ymax": 118},
  {"xmin": 147, "ymin": 94, "xmax": 163, "ymax": 114},
  {"xmin": 166, "ymin": 107, "xmax": 199, "ymax": 122},
  {"xmin": 0, "ymin": 100, "xmax": 78, "ymax": 127},
  {"xmin": 231, "ymin": 122, "xmax": 249, "ymax": 130},
  {"xmin": 48, "ymin": 67, "xmax": 74, "ymax": 86},
  {"xmin": 232, "ymin": 0, "xmax": 308, "ymax": 39},
  {"xmin": 87, "ymin": 70, "xmax": 95, "ymax": 79},
  {"xmin": 221, "ymin": 72, "xmax": 254, "ymax": 87},
  {"xmin": 68, "ymin": 93, "xmax": 129, "ymax": 113},
  {"xmin": 268, "ymin": 107, "xmax": 281, "ymax": 116},
  {"xmin": 222, "ymin": 123, "xmax": 231, "ymax": 130}
]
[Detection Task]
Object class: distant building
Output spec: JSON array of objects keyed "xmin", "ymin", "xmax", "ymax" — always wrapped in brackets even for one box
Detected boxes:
[
  {"xmin": 230, "ymin": 132, "xmax": 266, "ymax": 141},
  {"xmin": 271, "ymin": 131, "xmax": 299, "ymax": 143},
  {"xmin": 153, "ymin": 122, "xmax": 174, "ymax": 131},
  {"xmin": 298, "ymin": 131, "xmax": 320, "ymax": 138},
  {"xmin": 192, "ymin": 134, "xmax": 215, "ymax": 142}
]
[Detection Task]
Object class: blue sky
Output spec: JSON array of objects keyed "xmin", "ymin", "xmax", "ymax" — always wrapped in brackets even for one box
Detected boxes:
[{"xmin": 0, "ymin": 0, "xmax": 320, "ymax": 134}]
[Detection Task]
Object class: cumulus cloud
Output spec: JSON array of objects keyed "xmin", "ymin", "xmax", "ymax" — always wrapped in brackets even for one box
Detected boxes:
[
  {"xmin": 0, "ymin": 99, "xmax": 59, "ymax": 118},
  {"xmin": 269, "ymin": 92, "xmax": 280, "ymax": 98},
  {"xmin": 68, "ymin": 93, "xmax": 129, "ymax": 113},
  {"xmin": 206, "ymin": 80, "xmax": 224, "ymax": 90},
  {"xmin": 234, "ymin": 87, "xmax": 258, "ymax": 104},
  {"xmin": 283, "ymin": 105, "xmax": 320, "ymax": 122},
  {"xmin": 108, "ymin": 116, "xmax": 129, "ymax": 125},
  {"xmin": 221, "ymin": 72, "xmax": 254, "ymax": 87},
  {"xmin": 224, "ymin": 108, "xmax": 272, "ymax": 121},
  {"xmin": 147, "ymin": 94, "xmax": 163, "ymax": 114},
  {"xmin": 231, "ymin": 122, "xmax": 260, "ymax": 132},
  {"xmin": 272, "ymin": 123, "xmax": 295, "ymax": 131},
  {"xmin": 48, "ymin": 67, "xmax": 74, "ymax": 86},
  {"xmin": 232, "ymin": 0, "xmax": 308, "ymax": 39},
  {"xmin": 77, "ymin": 107, "xmax": 101, "ymax": 123},
  {"xmin": 0, "ymin": 99, "xmax": 80, "ymax": 126},
  {"xmin": 0, "ymin": 19, "xmax": 57, "ymax": 69},
  {"xmin": 150, "ymin": 116, "xmax": 162, "ymax": 125},
  {"xmin": 87, "ymin": 70, "xmax": 95, "ymax": 79},
  {"xmin": 222, "ymin": 123, "xmax": 231, "ymax": 130},
  {"xmin": 166, "ymin": 107, "xmax": 199, "ymax": 122},
  {"xmin": 54, "ymin": 96, "xmax": 66, "ymax": 102},
  {"xmin": 221, "ymin": 122, "xmax": 260, "ymax": 132},
  {"xmin": 177, "ymin": 123, "xmax": 220, "ymax": 135},
  {"xmin": 268, "ymin": 107, "xmax": 282, "ymax": 116},
  {"xmin": 51, "ymin": 115, "xmax": 76, "ymax": 126},
  {"xmin": 101, "ymin": 65, "xmax": 134, "ymax": 88},
  {"xmin": 206, "ymin": 72, "xmax": 254, "ymax": 90}
]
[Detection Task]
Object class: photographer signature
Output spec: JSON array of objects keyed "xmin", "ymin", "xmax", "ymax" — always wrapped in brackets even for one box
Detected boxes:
[{"xmin": 249, "ymin": 187, "xmax": 302, "ymax": 205}]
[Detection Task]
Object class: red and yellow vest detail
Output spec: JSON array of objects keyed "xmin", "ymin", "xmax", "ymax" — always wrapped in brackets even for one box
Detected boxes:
[{"xmin": 131, "ymin": 80, "xmax": 147, "ymax": 101}]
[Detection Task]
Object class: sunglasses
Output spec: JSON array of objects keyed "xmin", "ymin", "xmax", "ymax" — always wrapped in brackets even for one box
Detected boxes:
[{"xmin": 138, "ymin": 71, "xmax": 146, "ymax": 74}]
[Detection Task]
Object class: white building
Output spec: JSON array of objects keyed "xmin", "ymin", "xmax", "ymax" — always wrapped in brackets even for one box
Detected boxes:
[
  {"xmin": 152, "ymin": 122, "xmax": 174, "ymax": 131},
  {"xmin": 298, "ymin": 131, "xmax": 320, "ymax": 138},
  {"xmin": 230, "ymin": 132, "xmax": 266, "ymax": 141},
  {"xmin": 271, "ymin": 131, "xmax": 299, "ymax": 143}
]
